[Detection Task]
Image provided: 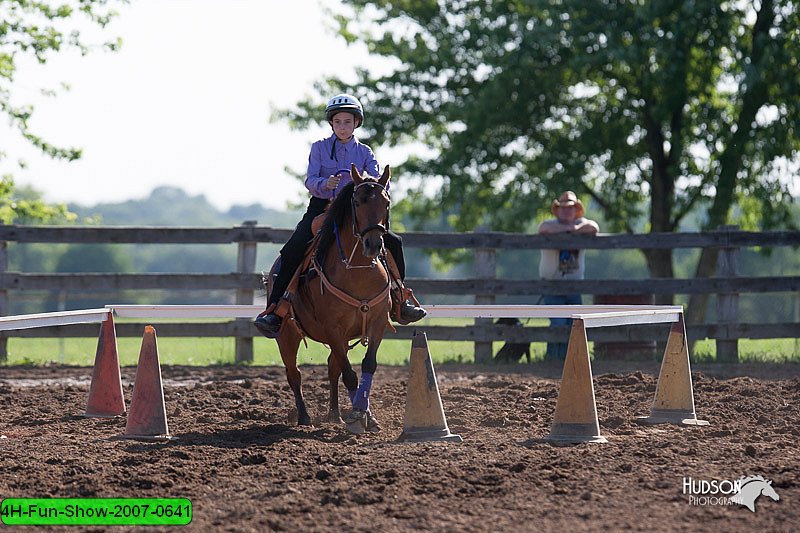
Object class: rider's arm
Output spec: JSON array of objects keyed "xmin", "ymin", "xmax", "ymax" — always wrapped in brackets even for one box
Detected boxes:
[{"xmin": 305, "ymin": 140, "xmax": 334, "ymax": 199}]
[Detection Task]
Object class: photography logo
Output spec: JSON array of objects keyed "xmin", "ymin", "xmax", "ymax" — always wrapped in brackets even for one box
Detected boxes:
[{"xmin": 683, "ymin": 475, "xmax": 780, "ymax": 512}]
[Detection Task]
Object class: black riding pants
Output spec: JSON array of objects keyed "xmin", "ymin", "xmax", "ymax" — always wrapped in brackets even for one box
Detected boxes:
[{"xmin": 268, "ymin": 196, "xmax": 406, "ymax": 305}]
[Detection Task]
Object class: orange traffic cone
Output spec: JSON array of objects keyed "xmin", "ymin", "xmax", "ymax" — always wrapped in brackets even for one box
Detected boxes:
[
  {"xmin": 545, "ymin": 319, "xmax": 607, "ymax": 443},
  {"xmin": 119, "ymin": 326, "xmax": 174, "ymax": 441},
  {"xmin": 637, "ymin": 315, "xmax": 708, "ymax": 426},
  {"xmin": 84, "ymin": 314, "xmax": 126, "ymax": 418},
  {"xmin": 397, "ymin": 331, "xmax": 462, "ymax": 443}
]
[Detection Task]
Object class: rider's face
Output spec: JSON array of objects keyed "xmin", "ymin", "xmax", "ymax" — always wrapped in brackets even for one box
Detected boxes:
[{"xmin": 330, "ymin": 112, "xmax": 356, "ymax": 141}]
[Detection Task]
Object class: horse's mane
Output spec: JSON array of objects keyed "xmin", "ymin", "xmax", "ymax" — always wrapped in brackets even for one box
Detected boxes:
[
  {"xmin": 315, "ymin": 180, "xmax": 357, "ymax": 263},
  {"xmin": 739, "ymin": 475, "xmax": 769, "ymax": 486}
]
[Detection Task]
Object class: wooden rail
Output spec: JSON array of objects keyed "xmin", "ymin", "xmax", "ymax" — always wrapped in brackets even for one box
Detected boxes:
[{"xmin": 1, "ymin": 224, "xmax": 798, "ymax": 363}]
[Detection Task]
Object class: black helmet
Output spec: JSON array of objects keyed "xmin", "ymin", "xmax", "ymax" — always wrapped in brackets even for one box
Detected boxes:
[{"xmin": 325, "ymin": 94, "xmax": 364, "ymax": 128}]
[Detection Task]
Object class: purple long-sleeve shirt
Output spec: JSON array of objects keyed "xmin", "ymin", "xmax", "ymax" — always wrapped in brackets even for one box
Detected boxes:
[{"xmin": 305, "ymin": 134, "xmax": 381, "ymax": 199}]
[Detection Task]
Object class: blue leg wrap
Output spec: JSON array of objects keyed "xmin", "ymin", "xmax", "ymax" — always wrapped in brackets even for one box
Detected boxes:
[{"xmin": 352, "ymin": 372, "xmax": 373, "ymax": 411}]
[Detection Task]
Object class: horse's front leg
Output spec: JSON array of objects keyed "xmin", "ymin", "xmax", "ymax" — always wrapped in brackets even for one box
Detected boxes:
[
  {"xmin": 345, "ymin": 336, "xmax": 383, "ymax": 435},
  {"xmin": 277, "ymin": 327, "xmax": 311, "ymax": 426},
  {"xmin": 327, "ymin": 345, "xmax": 357, "ymax": 423},
  {"xmin": 326, "ymin": 351, "xmax": 344, "ymax": 424},
  {"xmin": 341, "ymin": 355, "xmax": 358, "ymax": 406}
]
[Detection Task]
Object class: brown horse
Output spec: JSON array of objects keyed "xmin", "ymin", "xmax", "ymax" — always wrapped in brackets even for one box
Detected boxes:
[{"xmin": 270, "ymin": 165, "xmax": 392, "ymax": 434}]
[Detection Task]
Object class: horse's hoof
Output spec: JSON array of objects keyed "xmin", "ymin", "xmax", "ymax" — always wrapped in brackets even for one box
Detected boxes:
[
  {"xmin": 344, "ymin": 409, "xmax": 367, "ymax": 435},
  {"xmin": 326, "ymin": 412, "xmax": 344, "ymax": 424},
  {"xmin": 365, "ymin": 410, "xmax": 382, "ymax": 433}
]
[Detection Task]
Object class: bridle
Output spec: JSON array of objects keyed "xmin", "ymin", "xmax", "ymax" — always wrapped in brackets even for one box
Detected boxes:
[
  {"xmin": 314, "ymin": 179, "xmax": 392, "ymax": 347},
  {"xmin": 332, "ymin": 180, "xmax": 390, "ymax": 270},
  {"xmin": 351, "ymin": 180, "xmax": 390, "ymax": 239}
]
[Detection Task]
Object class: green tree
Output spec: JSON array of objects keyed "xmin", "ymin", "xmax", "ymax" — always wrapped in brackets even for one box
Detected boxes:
[
  {"xmin": 280, "ymin": 0, "xmax": 799, "ymax": 312},
  {"xmin": 1, "ymin": 0, "xmax": 123, "ymax": 166},
  {"xmin": 0, "ymin": 177, "xmax": 74, "ymax": 223},
  {"xmin": 1, "ymin": 0, "xmax": 124, "ymax": 227}
]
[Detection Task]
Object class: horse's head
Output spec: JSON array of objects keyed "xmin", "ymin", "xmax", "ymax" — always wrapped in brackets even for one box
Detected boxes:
[
  {"xmin": 761, "ymin": 480, "xmax": 780, "ymax": 502},
  {"xmin": 350, "ymin": 163, "xmax": 391, "ymax": 258}
]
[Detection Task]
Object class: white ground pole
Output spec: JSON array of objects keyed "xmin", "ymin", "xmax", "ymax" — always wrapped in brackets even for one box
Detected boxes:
[
  {"xmin": 105, "ymin": 303, "xmax": 683, "ymax": 321},
  {"xmin": 0, "ymin": 308, "xmax": 111, "ymax": 331},
  {"xmin": 108, "ymin": 304, "xmax": 265, "ymax": 319},
  {"xmin": 0, "ymin": 304, "xmax": 684, "ymax": 338}
]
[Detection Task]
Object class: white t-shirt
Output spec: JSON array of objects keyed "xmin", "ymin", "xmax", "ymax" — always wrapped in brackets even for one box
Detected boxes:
[{"xmin": 538, "ymin": 219, "xmax": 588, "ymax": 280}]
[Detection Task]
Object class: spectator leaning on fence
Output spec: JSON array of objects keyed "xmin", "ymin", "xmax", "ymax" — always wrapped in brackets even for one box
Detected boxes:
[{"xmin": 537, "ymin": 191, "xmax": 600, "ymax": 360}]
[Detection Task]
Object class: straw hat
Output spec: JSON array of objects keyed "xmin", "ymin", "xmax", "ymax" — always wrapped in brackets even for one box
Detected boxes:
[{"xmin": 551, "ymin": 191, "xmax": 584, "ymax": 218}]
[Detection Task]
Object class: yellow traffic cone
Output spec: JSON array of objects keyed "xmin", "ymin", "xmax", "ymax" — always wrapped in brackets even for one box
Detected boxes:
[
  {"xmin": 545, "ymin": 319, "xmax": 607, "ymax": 443},
  {"xmin": 397, "ymin": 331, "xmax": 462, "ymax": 443},
  {"xmin": 119, "ymin": 326, "xmax": 175, "ymax": 441},
  {"xmin": 84, "ymin": 314, "xmax": 126, "ymax": 418},
  {"xmin": 638, "ymin": 315, "xmax": 708, "ymax": 425}
]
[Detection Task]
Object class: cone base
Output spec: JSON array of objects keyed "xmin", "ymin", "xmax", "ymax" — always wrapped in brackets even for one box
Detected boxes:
[
  {"xmin": 398, "ymin": 427, "xmax": 463, "ymax": 443},
  {"xmin": 115, "ymin": 434, "xmax": 176, "ymax": 442},
  {"xmin": 546, "ymin": 423, "xmax": 607, "ymax": 444},
  {"xmin": 637, "ymin": 409, "xmax": 709, "ymax": 426},
  {"xmin": 82, "ymin": 412, "xmax": 125, "ymax": 419}
]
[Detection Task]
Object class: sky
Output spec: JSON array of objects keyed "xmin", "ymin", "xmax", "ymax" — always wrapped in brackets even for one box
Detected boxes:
[{"xmin": 3, "ymin": 0, "xmax": 376, "ymax": 211}]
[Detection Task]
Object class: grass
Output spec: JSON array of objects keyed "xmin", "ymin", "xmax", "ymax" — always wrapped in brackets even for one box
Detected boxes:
[
  {"xmin": 3, "ymin": 336, "xmax": 797, "ymax": 366},
  {"xmin": 2, "ymin": 337, "xmax": 484, "ymax": 367},
  {"xmin": 691, "ymin": 338, "xmax": 800, "ymax": 363}
]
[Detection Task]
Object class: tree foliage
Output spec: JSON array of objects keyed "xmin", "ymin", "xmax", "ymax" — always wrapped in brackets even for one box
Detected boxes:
[
  {"xmin": 1, "ymin": 0, "xmax": 124, "ymax": 225},
  {"xmin": 281, "ymin": 0, "xmax": 799, "ymax": 278},
  {"xmin": 1, "ymin": 0, "xmax": 123, "ymax": 165},
  {"xmin": 0, "ymin": 176, "xmax": 74, "ymax": 223}
]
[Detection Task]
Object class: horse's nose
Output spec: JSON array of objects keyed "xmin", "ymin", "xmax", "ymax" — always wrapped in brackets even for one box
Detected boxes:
[{"xmin": 363, "ymin": 233, "xmax": 383, "ymax": 257}]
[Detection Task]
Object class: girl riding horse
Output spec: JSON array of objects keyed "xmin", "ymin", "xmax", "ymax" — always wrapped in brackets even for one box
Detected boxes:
[
  {"xmin": 254, "ymin": 93, "xmax": 425, "ymax": 336},
  {"xmin": 264, "ymin": 166, "xmax": 395, "ymax": 433}
]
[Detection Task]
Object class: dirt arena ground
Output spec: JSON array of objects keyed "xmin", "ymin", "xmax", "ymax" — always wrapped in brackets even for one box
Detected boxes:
[{"xmin": 1, "ymin": 360, "xmax": 798, "ymax": 532}]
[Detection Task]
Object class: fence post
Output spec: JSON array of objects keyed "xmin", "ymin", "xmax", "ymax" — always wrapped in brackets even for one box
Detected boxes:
[
  {"xmin": 0, "ymin": 240, "xmax": 7, "ymax": 363},
  {"xmin": 474, "ymin": 227, "xmax": 496, "ymax": 364},
  {"xmin": 795, "ymin": 290, "xmax": 799, "ymax": 359},
  {"xmin": 235, "ymin": 221, "xmax": 258, "ymax": 363},
  {"xmin": 715, "ymin": 225, "xmax": 740, "ymax": 362}
]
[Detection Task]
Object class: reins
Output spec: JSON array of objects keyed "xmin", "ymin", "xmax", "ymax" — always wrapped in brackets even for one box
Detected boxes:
[{"xmin": 333, "ymin": 180, "xmax": 390, "ymax": 270}]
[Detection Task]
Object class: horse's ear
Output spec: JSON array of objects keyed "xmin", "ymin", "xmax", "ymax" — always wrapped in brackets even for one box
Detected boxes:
[
  {"xmin": 351, "ymin": 163, "xmax": 363, "ymax": 185},
  {"xmin": 378, "ymin": 165, "xmax": 390, "ymax": 188}
]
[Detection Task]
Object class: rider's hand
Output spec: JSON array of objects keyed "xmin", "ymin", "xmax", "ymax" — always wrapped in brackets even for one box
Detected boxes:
[{"xmin": 325, "ymin": 174, "xmax": 341, "ymax": 190}]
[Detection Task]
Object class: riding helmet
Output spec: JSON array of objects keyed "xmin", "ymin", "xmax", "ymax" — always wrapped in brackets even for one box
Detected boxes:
[{"xmin": 325, "ymin": 94, "xmax": 364, "ymax": 128}]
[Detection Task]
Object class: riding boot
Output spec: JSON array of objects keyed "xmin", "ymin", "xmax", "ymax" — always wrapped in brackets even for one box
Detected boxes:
[
  {"xmin": 254, "ymin": 262, "xmax": 292, "ymax": 338},
  {"xmin": 254, "ymin": 312, "xmax": 282, "ymax": 337},
  {"xmin": 398, "ymin": 300, "xmax": 426, "ymax": 324},
  {"xmin": 254, "ymin": 196, "xmax": 330, "ymax": 339}
]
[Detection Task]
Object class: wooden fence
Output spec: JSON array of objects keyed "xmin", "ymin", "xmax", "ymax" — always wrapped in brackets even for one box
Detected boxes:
[{"xmin": 1, "ymin": 224, "xmax": 798, "ymax": 364}]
